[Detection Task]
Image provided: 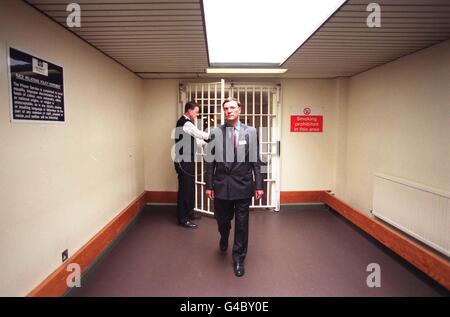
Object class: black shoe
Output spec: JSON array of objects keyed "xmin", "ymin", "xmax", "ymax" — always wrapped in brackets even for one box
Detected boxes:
[
  {"xmin": 179, "ymin": 220, "xmax": 198, "ymax": 229},
  {"xmin": 233, "ymin": 262, "xmax": 245, "ymax": 277},
  {"xmin": 219, "ymin": 237, "xmax": 228, "ymax": 252},
  {"xmin": 189, "ymin": 213, "xmax": 202, "ymax": 220}
]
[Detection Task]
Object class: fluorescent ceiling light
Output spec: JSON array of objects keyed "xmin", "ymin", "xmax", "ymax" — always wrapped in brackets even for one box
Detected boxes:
[
  {"xmin": 206, "ymin": 68, "xmax": 287, "ymax": 74},
  {"xmin": 203, "ymin": 0, "xmax": 346, "ymax": 65}
]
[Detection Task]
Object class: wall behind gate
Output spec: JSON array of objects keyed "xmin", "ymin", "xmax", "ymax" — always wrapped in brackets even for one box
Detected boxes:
[
  {"xmin": 280, "ymin": 79, "xmax": 339, "ymax": 191},
  {"xmin": 0, "ymin": 0, "xmax": 145, "ymax": 296},
  {"xmin": 143, "ymin": 80, "xmax": 179, "ymax": 192}
]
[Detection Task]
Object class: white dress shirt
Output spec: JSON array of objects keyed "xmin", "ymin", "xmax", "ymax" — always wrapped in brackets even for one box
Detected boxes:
[{"xmin": 182, "ymin": 115, "xmax": 209, "ymax": 147}]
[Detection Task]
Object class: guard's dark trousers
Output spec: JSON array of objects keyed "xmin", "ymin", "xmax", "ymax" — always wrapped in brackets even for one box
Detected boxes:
[{"xmin": 175, "ymin": 161, "xmax": 195, "ymax": 224}]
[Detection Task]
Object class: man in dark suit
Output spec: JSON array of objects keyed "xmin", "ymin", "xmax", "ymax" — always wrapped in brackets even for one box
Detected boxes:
[
  {"xmin": 205, "ymin": 97, "xmax": 264, "ymax": 277},
  {"xmin": 174, "ymin": 101, "xmax": 209, "ymax": 229}
]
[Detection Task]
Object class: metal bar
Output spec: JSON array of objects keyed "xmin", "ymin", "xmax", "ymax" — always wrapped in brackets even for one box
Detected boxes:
[
  {"xmin": 194, "ymin": 208, "xmax": 214, "ymax": 215},
  {"xmin": 207, "ymin": 84, "xmax": 210, "ymax": 212},
  {"xmin": 241, "ymin": 114, "xmax": 276, "ymax": 116},
  {"xmin": 192, "ymin": 84, "xmax": 197, "ymax": 211},
  {"xmin": 236, "ymin": 86, "xmax": 240, "ymax": 115},
  {"xmin": 221, "ymin": 79, "xmax": 225, "ymax": 126},
  {"xmin": 259, "ymin": 87, "xmax": 263, "ymax": 207},
  {"xmin": 267, "ymin": 87, "xmax": 271, "ymax": 207},
  {"xmin": 207, "ymin": 83, "xmax": 211, "ymax": 130},
  {"xmin": 200, "ymin": 84, "xmax": 204, "ymax": 213},
  {"xmin": 195, "ymin": 85, "xmax": 198, "ymax": 103},
  {"xmin": 200, "ymin": 112, "xmax": 222, "ymax": 115},
  {"xmin": 244, "ymin": 87, "xmax": 248, "ymax": 125},
  {"xmin": 214, "ymin": 83, "xmax": 217, "ymax": 127},
  {"xmin": 188, "ymin": 84, "xmax": 191, "ymax": 105},
  {"xmin": 251, "ymin": 87, "xmax": 255, "ymax": 207},
  {"xmin": 251, "ymin": 113, "xmax": 276, "ymax": 116},
  {"xmin": 276, "ymin": 86, "xmax": 281, "ymax": 211},
  {"xmin": 228, "ymin": 84, "xmax": 278, "ymax": 89}
]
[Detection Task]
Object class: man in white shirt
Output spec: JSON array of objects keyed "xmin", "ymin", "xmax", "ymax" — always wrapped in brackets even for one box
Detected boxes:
[{"xmin": 174, "ymin": 101, "xmax": 209, "ymax": 228}]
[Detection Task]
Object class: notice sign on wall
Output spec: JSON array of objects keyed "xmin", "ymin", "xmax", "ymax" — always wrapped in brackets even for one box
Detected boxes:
[
  {"xmin": 290, "ymin": 107, "xmax": 323, "ymax": 132},
  {"xmin": 8, "ymin": 47, "xmax": 64, "ymax": 122}
]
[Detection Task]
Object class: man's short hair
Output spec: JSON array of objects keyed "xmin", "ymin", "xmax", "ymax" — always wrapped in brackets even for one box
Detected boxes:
[
  {"xmin": 222, "ymin": 97, "xmax": 241, "ymax": 107},
  {"xmin": 184, "ymin": 101, "xmax": 199, "ymax": 112}
]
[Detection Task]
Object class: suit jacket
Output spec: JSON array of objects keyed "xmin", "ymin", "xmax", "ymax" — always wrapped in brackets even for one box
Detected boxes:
[{"xmin": 206, "ymin": 123, "xmax": 263, "ymax": 200}]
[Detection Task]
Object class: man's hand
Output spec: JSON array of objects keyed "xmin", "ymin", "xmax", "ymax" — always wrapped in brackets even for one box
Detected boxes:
[
  {"xmin": 255, "ymin": 190, "xmax": 264, "ymax": 200},
  {"xmin": 206, "ymin": 189, "xmax": 215, "ymax": 200}
]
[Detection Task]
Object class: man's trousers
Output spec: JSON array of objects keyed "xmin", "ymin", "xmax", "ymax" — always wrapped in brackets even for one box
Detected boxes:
[
  {"xmin": 214, "ymin": 198, "xmax": 251, "ymax": 264},
  {"xmin": 175, "ymin": 161, "xmax": 195, "ymax": 224}
]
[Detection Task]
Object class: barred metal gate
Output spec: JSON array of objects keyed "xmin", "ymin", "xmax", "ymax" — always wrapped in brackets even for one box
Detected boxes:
[{"xmin": 179, "ymin": 80, "xmax": 281, "ymax": 215}]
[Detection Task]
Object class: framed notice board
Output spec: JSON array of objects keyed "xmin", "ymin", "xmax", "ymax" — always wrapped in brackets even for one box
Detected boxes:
[{"xmin": 8, "ymin": 47, "xmax": 64, "ymax": 123}]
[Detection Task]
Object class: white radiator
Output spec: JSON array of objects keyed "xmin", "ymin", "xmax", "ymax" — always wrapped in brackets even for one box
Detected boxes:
[{"xmin": 372, "ymin": 173, "xmax": 450, "ymax": 257}]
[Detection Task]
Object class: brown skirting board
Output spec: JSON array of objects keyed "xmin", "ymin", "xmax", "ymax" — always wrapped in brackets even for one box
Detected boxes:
[
  {"xmin": 27, "ymin": 192, "xmax": 147, "ymax": 297},
  {"xmin": 146, "ymin": 191, "xmax": 177, "ymax": 203},
  {"xmin": 280, "ymin": 190, "xmax": 324, "ymax": 203},
  {"xmin": 321, "ymin": 191, "xmax": 450, "ymax": 290},
  {"xmin": 28, "ymin": 190, "xmax": 450, "ymax": 296}
]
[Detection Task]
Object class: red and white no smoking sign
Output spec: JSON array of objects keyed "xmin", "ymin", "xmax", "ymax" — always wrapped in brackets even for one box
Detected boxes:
[{"xmin": 290, "ymin": 107, "xmax": 323, "ymax": 132}]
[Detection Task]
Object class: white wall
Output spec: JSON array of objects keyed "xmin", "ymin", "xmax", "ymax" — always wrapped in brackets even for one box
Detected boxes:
[
  {"xmin": 339, "ymin": 40, "xmax": 450, "ymax": 214},
  {"xmin": 333, "ymin": 77, "xmax": 350, "ymax": 197},
  {"xmin": 0, "ymin": 0, "xmax": 145, "ymax": 296},
  {"xmin": 280, "ymin": 79, "xmax": 339, "ymax": 190},
  {"xmin": 143, "ymin": 80, "xmax": 179, "ymax": 191}
]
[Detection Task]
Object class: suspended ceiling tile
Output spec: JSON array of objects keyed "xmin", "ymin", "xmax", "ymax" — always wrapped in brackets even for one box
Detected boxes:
[
  {"xmin": 25, "ymin": 0, "xmax": 450, "ymax": 78},
  {"xmin": 25, "ymin": 0, "xmax": 209, "ymax": 77}
]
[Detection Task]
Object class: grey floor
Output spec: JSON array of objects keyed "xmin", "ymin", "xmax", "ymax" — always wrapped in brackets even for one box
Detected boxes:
[{"xmin": 70, "ymin": 204, "xmax": 448, "ymax": 297}]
